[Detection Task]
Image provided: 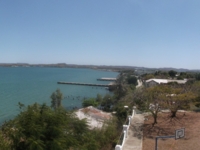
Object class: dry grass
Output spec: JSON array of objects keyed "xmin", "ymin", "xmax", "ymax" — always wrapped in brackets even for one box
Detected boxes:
[{"xmin": 143, "ymin": 111, "xmax": 200, "ymax": 150}]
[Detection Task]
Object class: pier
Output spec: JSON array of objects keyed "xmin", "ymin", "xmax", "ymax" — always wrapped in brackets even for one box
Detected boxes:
[
  {"xmin": 57, "ymin": 81, "xmax": 114, "ymax": 87},
  {"xmin": 97, "ymin": 78, "xmax": 117, "ymax": 81}
]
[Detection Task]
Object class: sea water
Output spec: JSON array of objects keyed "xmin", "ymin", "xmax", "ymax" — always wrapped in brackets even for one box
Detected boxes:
[{"xmin": 0, "ymin": 67, "xmax": 118, "ymax": 123}]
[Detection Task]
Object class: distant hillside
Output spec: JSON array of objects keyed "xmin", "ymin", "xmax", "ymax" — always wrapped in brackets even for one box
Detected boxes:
[{"xmin": 0, "ymin": 63, "xmax": 199, "ymax": 73}]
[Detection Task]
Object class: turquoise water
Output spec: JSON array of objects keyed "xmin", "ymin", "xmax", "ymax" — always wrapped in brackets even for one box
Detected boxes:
[{"xmin": 0, "ymin": 67, "xmax": 118, "ymax": 123}]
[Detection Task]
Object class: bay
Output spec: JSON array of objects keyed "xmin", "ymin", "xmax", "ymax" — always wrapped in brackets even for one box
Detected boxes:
[{"xmin": 0, "ymin": 67, "xmax": 118, "ymax": 123}]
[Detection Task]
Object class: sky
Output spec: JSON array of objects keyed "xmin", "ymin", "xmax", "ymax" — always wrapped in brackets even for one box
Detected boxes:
[{"xmin": 0, "ymin": 0, "xmax": 200, "ymax": 69}]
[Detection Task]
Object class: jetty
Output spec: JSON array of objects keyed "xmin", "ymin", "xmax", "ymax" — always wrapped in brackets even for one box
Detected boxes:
[
  {"xmin": 57, "ymin": 81, "xmax": 114, "ymax": 87},
  {"xmin": 97, "ymin": 78, "xmax": 117, "ymax": 81}
]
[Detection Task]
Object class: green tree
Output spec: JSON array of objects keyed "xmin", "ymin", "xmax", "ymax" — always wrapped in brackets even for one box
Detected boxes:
[
  {"xmin": 114, "ymin": 104, "xmax": 128, "ymax": 123},
  {"xmin": 133, "ymin": 87, "xmax": 147, "ymax": 111},
  {"xmin": 115, "ymin": 73, "xmax": 127, "ymax": 99},
  {"xmin": 168, "ymin": 70, "xmax": 177, "ymax": 79},
  {"xmin": 1, "ymin": 91, "xmax": 121, "ymax": 150},
  {"xmin": 2, "ymin": 103, "xmax": 90, "ymax": 150},
  {"xmin": 196, "ymin": 73, "xmax": 200, "ymax": 80},
  {"xmin": 0, "ymin": 131, "xmax": 11, "ymax": 149},
  {"xmin": 96, "ymin": 94, "xmax": 102, "ymax": 103},
  {"xmin": 82, "ymin": 98, "xmax": 98, "ymax": 107},
  {"xmin": 127, "ymin": 76, "xmax": 138, "ymax": 85},
  {"xmin": 101, "ymin": 94, "xmax": 113, "ymax": 111},
  {"xmin": 145, "ymin": 85, "xmax": 196, "ymax": 119},
  {"xmin": 143, "ymin": 74, "xmax": 154, "ymax": 80},
  {"xmin": 144, "ymin": 86, "xmax": 162, "ymax": 125},
  {"xmin": 177, "ymin": 76, "xmax": 184, "ymax": 80},
  {"xmin": 157, "ymin": 85, "xmax": 196, "ymax": 117},
  {"xmin": 50, "ymin": 89, "xmax": 63, "ymax": 110}
]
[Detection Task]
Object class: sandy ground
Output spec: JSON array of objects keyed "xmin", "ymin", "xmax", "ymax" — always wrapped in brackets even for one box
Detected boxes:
[{"xmin": 143, "ymin": 111, "xmax": 200, "ymax": 150}]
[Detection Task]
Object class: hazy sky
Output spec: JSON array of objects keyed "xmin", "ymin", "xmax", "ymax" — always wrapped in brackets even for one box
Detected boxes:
[{"xmin": 1, "ymin": 0, "xmax": 200, "ymax": 69}]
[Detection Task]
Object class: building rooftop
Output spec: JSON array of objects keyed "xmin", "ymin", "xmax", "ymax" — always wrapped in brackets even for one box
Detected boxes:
[
  {"xmin": 75, "ymin": 106, "xmax": 112, "ymax": 129},
  {"xmin": 145, "ymin": 78, "xmax": 187, "ymax": 84},
  {"xmin": 146, "ymin": 79, "xmax": 168, "ymax": 84}
]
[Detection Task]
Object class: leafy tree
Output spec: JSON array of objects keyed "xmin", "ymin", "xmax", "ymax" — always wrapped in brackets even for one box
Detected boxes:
[
  {"xmin": 154, "ymin": 71, "xmax": 161, "ymax": 76},
  {"xmin": 169, "ymin": 92, "xmax": 195, "ymax": 116},
  {"xmin": 82, "ymin": 98, "xmax": 98, "ymax": 107},
  {"xmin": 1, "ymin": 103, "xmax": 91, "ymax": 150},
  {"xmin": 133, "ymin": 87, "xmax": 147, "ymax": 111},
  {"xmin": 1, "ymin": 92, "xmax": 122, "ymax": 150},
  {"xmin": 179, "ymin": 72, "xmax": 187, "ymax": 79},
  {"xmin": 127, "ymin": 76, "xmax": 138, "ymax": 85},
  {"xmin": 196, "ymin": 73, "xmax": 200, "ymax": 80},
  {"xmin": 114, "ymin": 73, "xmax": 127, "ymax": 99},
  {"xmin": 177, "ymin": 76, "xmax": 184, "ymax": 80},
  {"xmin": 114, "ymin": 104, "xmax": 128, "ymax": 123},
  {"xmin": 168, "ymin": 70, "xmax": 177, "ymax": 79},
  {"xmin": 0, "ymin": 131, "xmax": 10, "ymax": 149},
  {"xmin": 146, "ymin": 85, "xmax": 196, "ymax": 119},
  {"xmin": 158, "ymin": 85, "xmax": 196, "ymax": 117},
  {"xmin": 153, "ymin": 71, "xmax": 170, "ymax": 79},
  {"xmin": 101, "ymin": 94, "xmax": 113, "ymax": 111},
  {"xmin": 50, "ymin": 89, "xmax": 63, "ymax": 110},
  {"xmin": 191, "ymin": 81, "xmax": 200, "ymax": 93},
  {"xmin": 135, "ymin": 84, "xmax": 196, "ymax": 125},
  {"xmin": 143, "ymin": 74, "xmax": 154, "ymax": 80},
  {"xmin": 190, "ymin": 81, "xmax": 200, "ymax": 107},
  {"xmin": 144, "ymin": 86, "xmax": 162, "ymax": 125},
  {"xmin": 77, "ymin": 119, "xmax": 119, "ymax": 150},
  {"xmin": 96, "ymin": 94, "xmax": 102, "ymax": 103},
  {"xmin": 180, "ymin": 72, "xmax": 187, "ymax": 76}
]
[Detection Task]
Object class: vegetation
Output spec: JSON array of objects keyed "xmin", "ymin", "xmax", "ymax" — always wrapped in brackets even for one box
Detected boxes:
[
  {"xmin": 196, "ymin": 73, "xmax": 200, "ymax": 80},
  {"xmin": 0, "ymin": 130, "xmax": 10, "ymax": 149},
  {"xmin": 114, "ymin": 72, "xmax": 127, "ymax": 99},
  {"xmin": 50, "ymin": 89, "xmax": 63, "ymax": 110},
  {"xmin": 0, "ymin": 88, "xmax": 124, "ymax": 150},
  {"xmin": 82, "ymin": 94, "xmax": 114, "ymax": 112},
  {"xmin": 127, "ymin": 76, "xmax": 138, "ymax": 85},
  {"xmin": 2, "ymin": 103, "xmax": 84, "ymax": 149},
  {"xmin": 144, "ymin": 86, "xmax": 161, "ymax": 125},
  {"xmin": 158, "ymin": 85, "xmax": 195, "ymax": 117},
  {"xmin": 82, "ymin": 98, "xmax": 98, "ymax": 107},
  {"xmin": 1, "ymin": 102, "xmax": 120, "ymax": 150},
  {"xmin": 2, "ymin": 69, "xmax": 200, "ymax": 149},
  {"xmin": 141, "ymin": 84, "xmax": 196, "ymax": 126},
  {"xmin": 111, "ymin": 70, "xmax": 200, "ymax": 145},
  {"xmin": 141, "ymin": 69, "xmax": 196, "ymax": 81},
  {"xmin": 168, "ymin": 70, "xmax": 177, "ymax": 78}
]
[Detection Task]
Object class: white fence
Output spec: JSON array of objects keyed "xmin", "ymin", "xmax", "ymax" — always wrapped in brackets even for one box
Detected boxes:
[{"xmin": 115, "ymin": 109, "xmax": 136, "ymax": 150}]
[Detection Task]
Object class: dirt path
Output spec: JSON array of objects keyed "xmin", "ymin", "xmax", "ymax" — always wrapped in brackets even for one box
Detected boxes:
[{"xmin": 143, "ymin": 112, "xmax": 200, "ymax": 150}]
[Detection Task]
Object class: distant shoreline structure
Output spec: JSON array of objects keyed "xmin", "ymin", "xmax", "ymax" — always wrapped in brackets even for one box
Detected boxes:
[
  {"xmin": 97, "ymin": 78, "xmax": 117, "ymax": 81},
  {"xmin": 57, "ymin": 81, "xmax": 116, "ymax": 91},
  {"xmin": 57, "ymin": 81, "xmax": 112, "ymax": 87},
  {"xmin": 58, "ymin": 78, "xmax": 116, "ymax": 90}
]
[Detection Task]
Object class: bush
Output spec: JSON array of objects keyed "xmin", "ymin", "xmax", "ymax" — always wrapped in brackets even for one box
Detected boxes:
[
  {"xmin": 82, "ymin": 98, "xmax": 98, "ymax": 107},
  {"xmin": 127, "ymin": 76, "xmax": 138, "ymax": 85},
  {"xmin": 196, "ymin": 73, "xmax": 200, "ymax": 80}
]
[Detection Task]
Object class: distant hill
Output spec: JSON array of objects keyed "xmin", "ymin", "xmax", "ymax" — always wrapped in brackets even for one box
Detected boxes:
[{"xmin": 0, "ymin": 63, "xmax": 199, "ymax": 73}]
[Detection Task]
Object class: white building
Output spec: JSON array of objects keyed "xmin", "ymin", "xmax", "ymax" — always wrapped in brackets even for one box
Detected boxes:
[{"xmin": 145, "ymin": 78, "xmax": 187, "ymax": 87}]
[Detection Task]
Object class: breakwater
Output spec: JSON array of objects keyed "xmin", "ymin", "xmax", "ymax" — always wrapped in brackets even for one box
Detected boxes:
[
  {"xmin": 97, "ymin": 78, "xmax": 116, "ymax": 81},
  {"xmin": 57, "ymin": 81, "xmax": 113, "ymax": 87}
]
